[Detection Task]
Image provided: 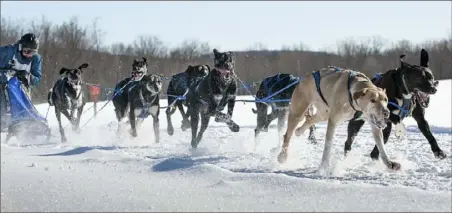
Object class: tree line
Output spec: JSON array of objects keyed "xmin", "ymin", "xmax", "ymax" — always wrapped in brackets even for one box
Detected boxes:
[{"xmin": 1, "ymin": 16, "xmax": 451, "ymax": 103}]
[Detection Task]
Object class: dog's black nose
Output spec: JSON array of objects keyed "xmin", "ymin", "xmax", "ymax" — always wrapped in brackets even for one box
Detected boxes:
[
  {"xmin": 433, "ymin": 80, "xmax": 439, "ymax": 87},
  {"xmin": 431, "ymin": 87, "xmax": 437, "ymax": 93}
]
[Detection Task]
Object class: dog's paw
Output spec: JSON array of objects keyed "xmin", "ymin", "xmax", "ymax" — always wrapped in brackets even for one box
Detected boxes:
[
  {"xmin": 277, "ymin": 149, "xmax": 288, "ymax": 164},
  {"xmin": 388, "ymin": 161, "xmax": 401, "ymax": 170},
  {"xmin": 191, "ymin": 140, "xmax": 198, "ymax": 148},
  {"xmin": 167, "ymin": 126, "xmax": 174, "ymax": 136},
  {"xmin": 229, "ymin": 123, "xmax": 240, "ymax": 132},
  {"xmin": 434, "ymin": 150, "xmax": 447, "ymax": 159},
  {"xmin": 294, "ymin": 127, "xmax": 303, "ymax": 136},
  {"xmin": 128, "ymin": 129, "xmax": 137, "ymax": 137},
  {"xmin": 181, "ymin": 120, "xmax": 191, "ymax": 131},
  {"xmin": 308, "ymin": 135, "xmax": 317, "ymax": 144}
]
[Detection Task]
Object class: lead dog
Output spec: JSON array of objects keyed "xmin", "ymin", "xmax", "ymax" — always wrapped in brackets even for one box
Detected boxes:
[
  {"xmin": 344, "ymin": 49, "xmax": 444, "ymax": 160},
  {"xmin": 252, "ymin": 73, "xmax": 317, "ymax": 144},
  {"xmin": 48, "ymin": 63, "xmax": 89, "ymax": 142},
  {"xmin": 186, "ymin": 49, "xmax": 239, "ymax": 148},
  {"xmin": 166, "ymin": 64, "xmax": 210, "ymax": 136},
  {"xmin": 277, "ymin": 66, "xmax": 393, "ymax": 173},
  {"xmin": 112, "ymin": 74, "xmax": 163, "ymax": 141}
]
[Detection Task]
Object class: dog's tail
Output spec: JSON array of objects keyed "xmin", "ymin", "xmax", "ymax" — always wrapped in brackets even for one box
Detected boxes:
[
  {"xmin": 251, "ymin": 108, "xmax": 257, "ymax": 114},
  {"xmin": 47, "ymin": 88, "xmax": 53, "ymax": 106}
]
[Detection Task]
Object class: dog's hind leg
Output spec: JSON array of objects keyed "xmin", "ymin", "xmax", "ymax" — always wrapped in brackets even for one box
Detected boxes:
[
  {"xmin": 344, "ymin": 119, "xmax": 365, "ymax": 156},
  {"xmin": 318, "ymin": 116, "xmax": 340, "ymax": 175},
  {"xmin": 277, "ymin": 109, "xmax": 288, "ymax": 136},
  {"xmin": 55, "ymin": 107, "xmax": 67, "ymax": 143},
  {"xmin": 165, "ymin": 105, "xmax": 176, "ymax": 136},
  {"xmin": 306, "ymin": 105, "xmax": 318, "ymax": 144},
  {"xmin": 277, "ymin": 94, "xmax": 311, "ymax": 164}
]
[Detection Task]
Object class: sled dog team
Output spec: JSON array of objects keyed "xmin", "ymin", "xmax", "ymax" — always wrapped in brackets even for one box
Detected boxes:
[{"xmin": 47, "ymin": 48, "xmax": 444, "ymax": 172}]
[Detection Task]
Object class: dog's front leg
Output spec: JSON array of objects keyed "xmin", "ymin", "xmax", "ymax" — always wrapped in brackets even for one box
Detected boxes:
[
  {"xmin": 412, "ymin": 105, "xmax": 446, "ymax": 159},
  {"xmin": 344, "ymin": 119, "xmax": 366, "ymax": 156},
  {"xmin": 370, "ymin": 121, "xmax": 392, "ymax": 160},
  {"xmin": 74, "ymin": 104, "xmax": 84, "ymax": 133},
  {"xmin": 370, "ymin": 124, "xmax": 400, "ymax": 170},
  {"xmin": 129, "ymin": 106, "xmax": 138, "ymax": 137},
  {"xmin": 194, "ymin": 113, "xmax": 211, "ymax": 147},
  {"xmin": 152, "ymin": 106, "xmax": 160, "ymax": 143},
  {"xmin": 215, "ymin": 111, "xmax": 239, "ymax": 132},
  {"xmin": 190, "ymin": 106, "xmax": 200, "ymax": 148},
  {"xmin": 166, "ymin": 105, "xmax": 176, "ymax": 136},
  {"xmin": 254, "ymin": 102, "xmax": 268, "ymax": 138},
  {"xmin": 265, "ymin": 108, "xmax": 280, "ymax": 130},
  {"xmin": 55, "ymin": 107, "xmax": 67, "ymax": 143},
  {"xmin": 177, "ymin": 103, "xmax": 190, "ymax": 131}
]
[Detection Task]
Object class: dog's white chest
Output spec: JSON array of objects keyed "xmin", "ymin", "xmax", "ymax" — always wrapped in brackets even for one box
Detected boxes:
[
  {"xmin": 133, "ymin": 105, "xmax": 159, "ymax": 118},
  {"xmin": 213, "ymin": 95, "xmax": 223, "ymax": 103}
]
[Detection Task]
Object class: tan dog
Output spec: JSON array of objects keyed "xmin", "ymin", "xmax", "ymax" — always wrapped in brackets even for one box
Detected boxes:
[{"xmin": 277, "ymin": 66, "xmax": 397, "ymax": 173}]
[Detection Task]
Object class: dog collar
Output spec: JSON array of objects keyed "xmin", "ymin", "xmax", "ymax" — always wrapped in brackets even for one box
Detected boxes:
[{"xmin": 214, "ymin": 67, "xmax": 233, "ymax": 76}]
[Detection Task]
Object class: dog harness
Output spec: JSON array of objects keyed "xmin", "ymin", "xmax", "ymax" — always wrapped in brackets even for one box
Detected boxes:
[
  {"xmin": 313, "ymin": 67, "xmax": 363, "ymax": 120},
  {"xmin": 263, "ymin": 73, "xmax": 290, "ymax": 94}
]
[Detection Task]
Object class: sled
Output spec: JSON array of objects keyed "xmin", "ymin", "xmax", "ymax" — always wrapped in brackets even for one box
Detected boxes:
[{"xmin": 0, "ymin": 69, "xmax": 51, "ymax": 143}]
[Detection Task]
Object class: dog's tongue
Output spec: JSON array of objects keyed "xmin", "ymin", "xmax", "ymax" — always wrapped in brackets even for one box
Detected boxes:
[
  {"xmin": 416, "ymin": 90, "xmax": 429, "ymax": 101},
  {"xmin": 416, "ymin": 90, "xmax": 430, "ymax": 107}
]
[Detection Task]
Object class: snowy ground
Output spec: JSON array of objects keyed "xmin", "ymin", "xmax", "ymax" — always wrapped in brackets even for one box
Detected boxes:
[{"xmin": 1, "ymin": 80, "xmax": 451, "ymax": 212}]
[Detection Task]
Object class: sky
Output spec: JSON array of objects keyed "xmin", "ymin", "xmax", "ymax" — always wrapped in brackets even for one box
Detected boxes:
[{"xmin": 1, "ymin": 1, "xmax": 450, "ymax": 52}]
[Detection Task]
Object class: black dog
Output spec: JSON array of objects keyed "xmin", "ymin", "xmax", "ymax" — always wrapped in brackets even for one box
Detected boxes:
[
  {"xmin": 112, "ymin": 74, "xmax": 163, "ymax": 142},
  {"xmin": 186, "ymin": 49, "xmax": 240, "ymax": 148},
  {"xmin": 48, "ymin": 63, "xmax": 89, "ymax": 142},
  {"xmin": 166, "ymin": 64, "xmax": 210, "ymax": 136},
  {"xmin": 344, "ymin": 49, "xmax": 445, "ymax": 160},
  {"xmin": 252, "ymin": 73, "xmax": 317, "ymax": 143}
]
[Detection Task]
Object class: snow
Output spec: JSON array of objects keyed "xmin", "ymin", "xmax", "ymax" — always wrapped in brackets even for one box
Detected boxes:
[{"xmin": 1, "ymin": 79, "xmax": 451, "ymax": 212}]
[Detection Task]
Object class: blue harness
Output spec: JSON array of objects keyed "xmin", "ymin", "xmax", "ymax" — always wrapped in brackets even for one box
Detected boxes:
[
  {"xmin": 312, "ymin": 67, "xmax": 362, "ymax": 120},
  {"xmin": 373, "ymin": 72, "xmax": 411, "ymax": 119},
  {"xmin": 263, "ymin": 73, "xmax": 290, "ymax": 94}
]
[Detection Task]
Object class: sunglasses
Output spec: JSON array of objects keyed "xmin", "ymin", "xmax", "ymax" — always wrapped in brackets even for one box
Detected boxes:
[{"xmin": 22, "ymin": 48, "xmax": 37, "ymax": 55}]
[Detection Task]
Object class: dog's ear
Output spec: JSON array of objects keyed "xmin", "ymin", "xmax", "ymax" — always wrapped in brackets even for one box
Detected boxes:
[
  {"xmin": 213, "ymin": 49, "xmax": 219, "ymax": 56},
  {"xmin": 59, "ymin": 68, "xmax": 70, "ymax": 75},
  {"xmin": 399, "ymin": 54, "xmax": 409, "ymax": 68},
  {"xmin": 420, "ymin": 49, "xmax": 429, "ymax": 67},
  {"xmin": 185, "ymin": 65, "xmax": 194, "ymax": 74},
  {"xmin": 353, "ymin": 88, "xmax": 368, "ymax": 100},
  {"xmin": 133, "ymin": 59, "xmax": 138, "ymax": 64},
  {"xmin": 78, "ymin": 63, "xmax": 89, "ymax": 70},
  {"xmin": 142, "ymin": 57, "xmax": 147, "ymax": 64}
]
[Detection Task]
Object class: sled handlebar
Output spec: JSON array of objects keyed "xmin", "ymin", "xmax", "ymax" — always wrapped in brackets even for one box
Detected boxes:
[{"xmin": 0, "ymin": 68, "xmax": 29, "ymax": 76}]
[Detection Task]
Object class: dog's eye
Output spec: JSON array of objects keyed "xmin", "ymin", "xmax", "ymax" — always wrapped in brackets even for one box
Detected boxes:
[{"xmin": 371, "ymin": 99, "xmax": 376, "ymax": 103}]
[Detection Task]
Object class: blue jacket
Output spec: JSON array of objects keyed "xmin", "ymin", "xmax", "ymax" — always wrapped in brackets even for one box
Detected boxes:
[{"xmin": 0, "ymin": 43, "xmax": 42, "ymax": 86}]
